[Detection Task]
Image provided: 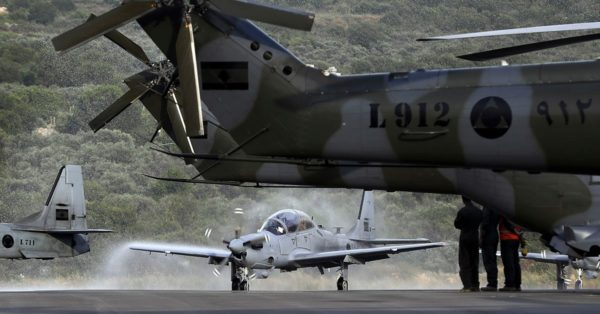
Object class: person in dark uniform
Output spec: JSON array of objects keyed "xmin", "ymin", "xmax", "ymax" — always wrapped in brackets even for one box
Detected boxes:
[
  {"xmin": 480, "ymin": 207, "xmax": 500, "ymax": 291},
  {"xmin": 454, "ymin": 196, "xmax": 483, "ymax": 292},
  {"xmin": 499, "ymin": 217, "xmax": 523, "ymax": 292}
]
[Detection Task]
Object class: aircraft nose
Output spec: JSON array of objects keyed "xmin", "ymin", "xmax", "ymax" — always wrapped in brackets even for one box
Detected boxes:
[{"xmin": 229, "ymin": 239, "xmax": 245, "ymax": 254}]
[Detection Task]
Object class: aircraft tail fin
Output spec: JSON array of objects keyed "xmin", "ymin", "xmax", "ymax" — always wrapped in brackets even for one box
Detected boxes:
[
  {"xmin": 17, "ymin": 165, "xmax": 87, "ymax": 230},
  {"xmin": 347, "ymin": 190, "xmax": 376, "ymax": 241}
]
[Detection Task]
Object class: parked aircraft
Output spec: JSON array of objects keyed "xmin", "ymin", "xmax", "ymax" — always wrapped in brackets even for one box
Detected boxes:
[
  {"xmin": 0, "ymin": 165, "xmax": 111, "ymax": 260},
  {"xmin": 129, "ymin": 191, "xmax": 444, "ymax": 290}
]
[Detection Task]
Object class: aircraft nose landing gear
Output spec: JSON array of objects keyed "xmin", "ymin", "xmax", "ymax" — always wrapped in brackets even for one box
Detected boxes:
[{"xmin": 231, "ymin": 264, "xmax": 250, "ymax": 291}]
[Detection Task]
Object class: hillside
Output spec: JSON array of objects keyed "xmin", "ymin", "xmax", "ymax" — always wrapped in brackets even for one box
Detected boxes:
[{"xmin": 0, "ymin": 0, "xmax": 597, "ymax": 290}]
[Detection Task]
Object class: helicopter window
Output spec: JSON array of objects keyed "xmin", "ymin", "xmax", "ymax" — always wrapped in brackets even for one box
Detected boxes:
[{"xmin": 260, "ymin": 219, "xmax": 286, "ymax": 235}]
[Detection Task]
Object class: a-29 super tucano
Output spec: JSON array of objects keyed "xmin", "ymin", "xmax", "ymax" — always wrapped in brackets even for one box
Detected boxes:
[
  {"xmin": 52, "ymin": 0, "xmax": 600, "ymax": 175},
  {"xmin": 128, "ymin": 191, "xmax": 444, "ymax": 291}
]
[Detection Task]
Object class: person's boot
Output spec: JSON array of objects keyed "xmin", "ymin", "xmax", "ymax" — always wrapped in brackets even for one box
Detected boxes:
[
  {"xmin": 481, "ymin": 286, "xmax": 497, "ymax": 292},
  {"xmin": 499, "ymin": 286, "xmax": 518, "ymax": 292}
]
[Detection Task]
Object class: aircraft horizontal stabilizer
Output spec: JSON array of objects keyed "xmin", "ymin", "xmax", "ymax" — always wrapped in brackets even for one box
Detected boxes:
[
  {"xmin": 21, "ymin": 250, "xmax": 59, "ymax": 259},
  {"xmin": 12, "ymin": 227, "xmax": 113, "ymax": 234}
]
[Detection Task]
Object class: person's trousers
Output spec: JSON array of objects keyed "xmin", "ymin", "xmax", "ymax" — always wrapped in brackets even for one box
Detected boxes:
[
  {"xmin": 459, "ymin": 239, "xmax": 479, "ymax": 289},
  {"xmin": 500, "ymin": 240, "xmax": 521, "ymax": 288}
]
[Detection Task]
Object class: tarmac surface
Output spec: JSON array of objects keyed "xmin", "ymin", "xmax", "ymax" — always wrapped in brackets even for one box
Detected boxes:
[{"xmin": 0, "ymin": 289, "xmax": 598, "ymax": 313}]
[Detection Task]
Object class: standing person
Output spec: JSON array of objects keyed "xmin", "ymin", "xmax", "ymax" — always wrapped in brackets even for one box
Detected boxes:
[
  {"xmin": 480, "ymin": 207, "xmax": 500, "ymax": 291},
  {"xmin": 499, "ymin": 217, "xmax": 523, "ymax": 292},
  {"xmin": 454, "ymin": 197, "xmax": 483, "ymax": 292}
]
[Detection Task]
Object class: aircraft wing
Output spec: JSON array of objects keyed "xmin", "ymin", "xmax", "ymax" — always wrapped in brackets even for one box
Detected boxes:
[
  {"xmin": 289, "ymin": 242, "xmax": 445, "ymax": 267},
  {"xmin": 496, "ymin": 251, "xmax": 570, "ymax": 265},
  {"xmin": 352, "ymin": 238, "xmax": 431, "ymax": 245},
  {"xmin": 129, "ymin": 242, "xmax": 231, "ymax": 261}
]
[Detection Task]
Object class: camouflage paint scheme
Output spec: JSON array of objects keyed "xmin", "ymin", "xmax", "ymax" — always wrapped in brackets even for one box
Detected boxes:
[{"xmin": 137, "ymin": 10, "xmax": 600, "ymax": 174}]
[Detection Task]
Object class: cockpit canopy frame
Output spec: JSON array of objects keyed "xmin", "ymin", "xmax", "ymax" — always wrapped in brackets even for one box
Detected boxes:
[{"xmin": 260, "ymin": 209, "xmax": 315, "ymax": 235}]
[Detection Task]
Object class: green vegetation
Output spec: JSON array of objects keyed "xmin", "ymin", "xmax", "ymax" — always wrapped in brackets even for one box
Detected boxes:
[{"xmin": 0, "ymin": 0, "xmax": 596, "ymax": 289}]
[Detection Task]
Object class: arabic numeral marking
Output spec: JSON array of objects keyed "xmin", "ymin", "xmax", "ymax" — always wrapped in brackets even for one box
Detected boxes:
[
  {"xmin": 537, "ymin": 101, "xmax": 553, "ymax": 125},
  {"xmin": 577, "ymin": 99, "xmax": 592, "ymax": 124},
  {"xmin": 559, "ymin": 101, "xmax": 569, "ymax": 125},
  {"xmin": 537, "ymin": 99, "xmax": 592, "ymax": 126},
  {"xmin": 434, "ymin": 102, "xmax": 450, "ymax": 127},
  {"xmin": 395, "ymin": 103, "xmax": 412, "ymax": 128},
  {"xmin": 369, "ymin": 101, "xmax": 452, "ymax": 132},
  {"xmin": 418, "ymin": 103, "xmax": 428, "ymax": 127}
]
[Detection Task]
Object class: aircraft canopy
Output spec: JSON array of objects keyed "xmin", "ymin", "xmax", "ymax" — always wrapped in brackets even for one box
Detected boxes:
[{"xmin": 260, "ymin": 209, "xmax": 314, "ymax": 235}]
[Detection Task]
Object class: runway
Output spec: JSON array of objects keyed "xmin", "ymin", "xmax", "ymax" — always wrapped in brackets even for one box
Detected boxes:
[{"xmin": 0, "ymin": 290, "xmax": 598, "ymax": 313}]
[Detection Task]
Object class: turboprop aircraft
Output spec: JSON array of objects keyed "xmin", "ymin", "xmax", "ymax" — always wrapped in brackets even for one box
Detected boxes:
[
  {"xmin": 129, "ymin": 190, "xmax": 445, "ymax": 290},
  {"xmin": 52, "ymin": 1, "xmax": 600, "ymax": 175},
  {"xmin": 0, "ymin": 165, "xmax": 111, "ymax": 260}
]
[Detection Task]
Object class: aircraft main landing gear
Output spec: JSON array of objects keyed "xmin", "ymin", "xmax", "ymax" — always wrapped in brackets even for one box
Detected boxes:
[
  {"xmin": 337, "ymin": 263, "xmax": 349, "ymax": 291},
  {"xmin": 575, "ymin": 269, "xmax": 583, "ymax": 290}
]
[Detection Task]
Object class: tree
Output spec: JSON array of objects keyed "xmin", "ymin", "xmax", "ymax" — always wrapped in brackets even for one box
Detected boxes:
[{"xmin": 27, "ymin": 1, "xmax": 57, "ymax": 25}]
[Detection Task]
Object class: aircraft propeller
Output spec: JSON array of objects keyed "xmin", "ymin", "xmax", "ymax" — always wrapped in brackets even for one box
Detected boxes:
[{"xmin": 52, "ymin": 0, "xmax": 314, "ymax": 141}]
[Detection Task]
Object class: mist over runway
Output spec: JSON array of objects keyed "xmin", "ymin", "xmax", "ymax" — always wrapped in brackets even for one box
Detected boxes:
[{"xmin": 0, "ymin": 290, "xmax": 598, "ymax": 313}]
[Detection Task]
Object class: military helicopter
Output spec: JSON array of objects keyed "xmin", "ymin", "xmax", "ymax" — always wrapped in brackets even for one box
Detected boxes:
[
  {"xmin": 52, "ymin": 1, "xmax": 600, "ymax": 175},
  {"xmin": 0, "ymin": 165, "xmax": 111, "ymax": 260},
  {"xmin": 129, "ymin": 191, "xmax": 444, "ymax": 291}
]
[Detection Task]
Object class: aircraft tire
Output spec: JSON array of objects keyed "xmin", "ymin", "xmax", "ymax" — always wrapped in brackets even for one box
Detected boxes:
[
  {"xmin": 232, "ymin": 278, "xmax": 240, "ymax": 291},
  {"xmin": 337, "ymin": 277, "xmax": 347, "ymax": 291}
]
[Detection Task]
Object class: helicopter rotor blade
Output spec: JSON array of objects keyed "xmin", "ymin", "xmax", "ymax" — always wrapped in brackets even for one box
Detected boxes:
[
  {"xmin": 210, "ymin": 0, "xmax": 315, "ymax": 31},
  {"xmin": 52, "ymin": 0, "xmax": 158, "ymax": 53},
  {"xmin": 458, "ymin": 32, "xmax": 600, "ymax": 61},
  {"xmin": 418, "ymin": 21, "xmax": 600, "ymax": 41},
  {"xmin": 89, "ymin": 83, "xmax": 151, "ymax": 132},
  {"xmin": 176, "ymin": 13, "xmax": 204, "ymax": 138},
  {"xmin": 166, "ymin": 91, "xmax": 195, "ymax": 154}
]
